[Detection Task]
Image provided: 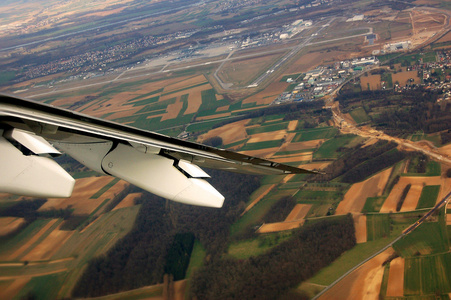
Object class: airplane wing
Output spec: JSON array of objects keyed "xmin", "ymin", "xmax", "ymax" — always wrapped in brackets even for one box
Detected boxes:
[{"xmin": 0, "ymin": 94, "xmax": 315, "ymax": 208}]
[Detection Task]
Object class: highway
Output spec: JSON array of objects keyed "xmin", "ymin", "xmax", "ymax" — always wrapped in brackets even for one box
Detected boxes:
[{"xmin": 313, "ymin": 190, "xmax": 451, "ymax": 300}]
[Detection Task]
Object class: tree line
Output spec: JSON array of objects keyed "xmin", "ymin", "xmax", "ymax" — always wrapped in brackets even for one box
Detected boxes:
[
  {"xmin": 311, "ymin": 140, "xmax": 405, "ymax": 183},
  {"xmin": 190, "ymin": 215, "xmax": 356, "ymax": 300}
]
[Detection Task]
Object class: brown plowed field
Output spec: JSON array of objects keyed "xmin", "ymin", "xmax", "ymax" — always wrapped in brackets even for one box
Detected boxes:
[
  {"xmin": 386, "ymin": 257, "xmax": 405, "ymax": 297},
  {"xmin": 392, "ymin": 71, "xmax": 421, "ymax": 86},
  {"xmin": 272, "ymin": 153, "xmax": 313, "ymax": 163},
  {"xmin": 247, "ymin": 130, "xmax": 287, "ymax": 143},
  {"xmin": 161, "ymin": 98, "xmax": 183, "ymax": 121},
  {"xmin": 353, "ymin": 214, "xmax": 367, "ymax": 244},
  {"xmin": 241, "ymin": 184, "xmax": 276, "ymax": 216},
  {"xmin": 6, "ymin": 219, "xmax": 59, "ymax": 261},
  {"xmin": 242, "ymin": 80, "xmax": 289, "ymax": 105},
  {"xmin": 279, "ymin": 139, "xmax": 324, "ymax": 152},
  {"xmin": 400, "ymin": 184, "xmax": 423, "ymax": 212},
  {"xmin": 0, "ymin": 217, "xmax": 26, "ymax": 237},
  {"xmin": 288, "ymin": 120, "xmax": 298, "ymax": 131},
  {"xmin": 285, "ymin": 204, "xmax": 312, "ymax": 221},
  {"xmin": 198, "ymin": 119, "xmax": 249, "ymax": 145},
  {"xmin": 318, "ymin": 248, "xmax": 394, "ymax": 300},
  {"xmin": 113, "ymin": 193, "xmax": 142, "ymax": 210},
  {"xmin": 335, "ymin": 168, "xmax": 392, "ymax": 215},
  {"xmin": 257, "ymin": 220, "xmax": 305, "ymax": 234},
  {"xmin": 380, "ymin": 176, "xmax": 442, "ymax": 213},
  {"xmin": 21, "ymin": 223, "xmax": 74, "ymax": 261},
  {"xmin": 239, "ymin": 147, "xmax": 280, "ymax": 159},
  {"xmin": 0, "ymin": 277, "xmax": 30, "ymax": 300},
  {"xmin": 360, "ymin": 74, "xmax": 381, "ymax": 91}
]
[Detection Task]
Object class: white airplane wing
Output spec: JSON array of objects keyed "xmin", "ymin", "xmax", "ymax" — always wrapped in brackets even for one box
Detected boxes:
[{"xmin": 0, "ymin": 94, "xmax": 315, "ymax": 208}]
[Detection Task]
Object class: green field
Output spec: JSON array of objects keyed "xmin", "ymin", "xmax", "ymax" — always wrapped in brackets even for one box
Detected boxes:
[
  {"xmin": 90, "ymin": 178, "xmax": 120, "ymax": 199},
  {"xmin": 362, "ymin": 197, "xmax": 385, "ymax": 213},
  {"xmin": 228, "ymin": 233, "xmax": 292, "ymax": 259},
  {"xmin": 240, "ymin": 139, "xmax": 284, "ymax": 151},
  {"xmin": 393, "ymin": 220, "xmax": 449, "ymax": 257},
  {"xmin": 308, "ymin": 237, "xmax": 397, "ymax": 286},
  {"xmin": 313, "ymin": 135, "xmax": 357, "ymax": 160},
  {"xmin": 349, "ymin": 107, "xmax": 370, "ymax": 124},
  {"xmin": 246, "ymin": 122, "xmax": 288, "ymax": 135},
  {"xmin": 416, "ymin": 185, "xmax": 441, "ymax": 209},
  {"xmin": 404, "ymin": 253, "xmax": 451, "ymax": 296},
  {"xmin": 0, "ymin": 219, "xmax": 52, "ymax": 257},
  {"xmin": 366, "ymin": 214, "xmax": 390, "ymax": 241},
  {"xmin": 292, "ymin": 127, "xmax": 338, "ymax": 142},
  {"xmin": 403, "ymin": 160, "xmax": 441, "ymax": 177},
  {"xmin": 185, "ymin": 240, "xmax": 206, "ymax": 278}
]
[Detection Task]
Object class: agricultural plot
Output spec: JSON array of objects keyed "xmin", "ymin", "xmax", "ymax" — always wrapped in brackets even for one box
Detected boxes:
[
  {"xmin": 39, "ymin": 176, "xmax": 127, "ymax": 215},
  {"xmin": 336, "ymin": 167, "xmax": 392, "ymax": 215},
  {"xmin": 404, "ymin": 253, "xmax": 451, "ymax": 296},
  {"xmin": 0, "ymin": 219, "xmax": 53, "ymax": 260},
  {"xmin": 385, "ymin": 257, "xmax": 405, "ymax": 297},
  {"xmin": 292, "ymin": 127, "xmax": 338, "ymax": 142},
  {"xmin": 313, "ymin": 135, "xmax": 356, "ymax": 160},
  {"xmin": 360, "ymin": 74, "xmax": 382, "ymax": 91},
  {"xmin": 313, "ymin": 248, "xmax": 394, "ymax": 299},
  {"xmin": 416, "ymin": 185, "xmax": 441, "ymax": 209},
  {"xmin": 366, "ymin": 214, "xmax": 390, "ymax": 241},
  {"xmin": 393, "ymin": 220, "xmax": 449, "ymax": 257},
  {"xmin": 348, "ymin": 107, "xmax": 370, "ymax": 124},
  {"xmin": 246, "ymin": 122, "xmax": 289, "ymax": 135},
  {"xmin": 362, "ymin": 197, "xmax": 385, "ymax": 213}
]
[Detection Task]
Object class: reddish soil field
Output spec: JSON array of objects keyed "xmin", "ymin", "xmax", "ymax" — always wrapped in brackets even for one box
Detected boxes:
[
  {"xmin": 241, "ymin": 184, "xmax": 276, "ymax": 216},
  {"xmin": 380, "ymin": 176, "xmax": 442, "ymax": 213},
  {"xmin": 21, "ymin": 223, "xmax": 74, "ymax": 261},
  {"xmin": 287, "ymin": 120, "xmax": 298, "ymax": 131},
  {"xmin": 360, "ymin": 74, "xmax": 382, "ymax": 91},
  {"xmin": 257, "ymin": 220, "xmax": 305, "ymax": 233},
  {"xmin": 279, "ymin": 139, "xmax": 324, "ymax": 152},
  {"xmin": 247, "ymin": 130, "xmax": 287, "ymax": 143},
  {"xmin": 400, "ymin": 183, "xmax": 423, "ymax": 212},
  {"xmin": 6, "ymin": 219, "xmax": 59, "ymax": 261},
  {"xmin": 197, "ymin": 119, "xmax": 249, "ymax": 145},
  {"xmin": 0, "ymin": 217, "xmax": 26, "ymax": 237},
  {"xmin": 386, "ymin": 257, "xmax": 405, "ymax": 297},
  {"xmin": 239, "ymin": 147, "xmax": 280, "ymax": 159},
  {"xmin": 353, "ymin": 214, "xmax": 367, "ymax": 244},
  {"xmin": 335, "ymin": 168, "xmax": 392, "ymax": 214},
  {"xmin": 318, "ymin": 248, "xmax": 394, "ymax": 300},
  {"xmin": 113, "ymin": 193, "xmax": 142, "ymax": 210},
  {"xmin": 285, "ymin": 204, "xmax": 312, "ymax": 222},
  {"xmin": 392, "ymin": 71, "xmax": 421, "ymax": 86},
  {"xmin": 242, "ymin": 80, "xmax": 289, "ymax": 105}
]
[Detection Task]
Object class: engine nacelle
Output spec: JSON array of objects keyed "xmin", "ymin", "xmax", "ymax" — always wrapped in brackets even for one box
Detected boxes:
[
  {"xmin": 55, "ymin": 141, "xmax": 224, "ymax": 207},
  {"xmin": 101, "ymin": 144, "xmax": 224, "ymax": 208},
  {"xmin": 0, "ymin": 136, "xmax": 74, "ymax": 198}
]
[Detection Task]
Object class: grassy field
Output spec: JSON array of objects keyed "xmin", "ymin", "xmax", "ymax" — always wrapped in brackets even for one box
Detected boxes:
[
  {"xmin": 393, "ymin": 220, "xmax": 449, "ymax": 257},
  {"xmin": 240, "ymin": 139, "xmax": 284, "ymax": 151},
  {"xmin": 246, "ymin": 122, "xmax": 288, "ymax": 135},
  {"xmin": 416, "ymin": 185, "xmax": 441, "ymax": 209},
  {"xmin": 0, "ymin": 219, "xmax": 52, "ymax": 258},
  {"xmin": 366, "ymin": 214, "xmax": 390, "ymax": 241},
  {"xmin": 227, "ymin": 233, "xmax": 292, "ymax": 259},
  {"xmin": 185, "ymin": 240, "xmax": 206, "ymax": 279},
  {"xmin": 292, "ymin": 127, "xmax": 338, "ymax": 142},
  {"xmin": 362, "ymin": 197, "xmax": 385, "ymax": 213},
  {"xmin": 308, "ymin": 237, "xmax": 398, "ymax": 286},
  {"xmin": 313, "ymin": 135, "xmax": 356, "ymax": 160},
  {"xmin": 403, "ymin": 161, "xmax": 441, "ymax": 177},
  {"xmin": 349, "ymin": 107, "xmax": 370, "ymax": 124},
  {"xmin": 404, "ymin": 253, "xmax": 451, "ymax": 296}
]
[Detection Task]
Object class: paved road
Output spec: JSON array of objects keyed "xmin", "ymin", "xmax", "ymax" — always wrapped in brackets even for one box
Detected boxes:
[{"xmin": 313, "ymin": 191, "xmax": 451, "ymax": 300}]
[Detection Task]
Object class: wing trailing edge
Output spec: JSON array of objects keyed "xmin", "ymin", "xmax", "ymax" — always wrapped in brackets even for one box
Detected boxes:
[{"xmin": 0, "ymin": 94, "xmax": 317, "ymax": 207}]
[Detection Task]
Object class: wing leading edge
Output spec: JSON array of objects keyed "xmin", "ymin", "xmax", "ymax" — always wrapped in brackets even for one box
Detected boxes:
[{"xmin": 0, "ymin": 94, "xmax": 316, "ymax": 207}]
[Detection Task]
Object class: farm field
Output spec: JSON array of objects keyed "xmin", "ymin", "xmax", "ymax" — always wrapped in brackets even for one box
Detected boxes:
[
  {"xmin": 316, "ymin": 248, "xmax": 394, "ymax": 300},
  {"xmin": 335, "ymin": 167, "xmax": 392, "ymax": 215}
]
